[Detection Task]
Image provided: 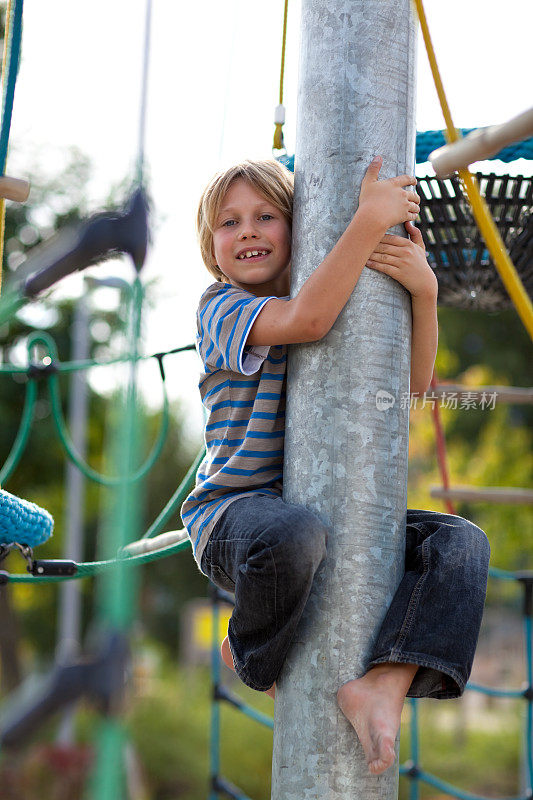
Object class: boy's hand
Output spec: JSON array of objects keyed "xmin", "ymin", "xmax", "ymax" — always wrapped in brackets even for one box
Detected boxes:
[
  {"xmin": 359, "ymin": 156, "xmax": 420, "ymax": 230},
  {"xmin": 365, "ymin": 221, "xmax": 438, "ymax": 299}
]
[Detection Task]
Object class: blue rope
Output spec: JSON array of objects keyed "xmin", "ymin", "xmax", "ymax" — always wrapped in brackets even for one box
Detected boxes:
[
  {"xmin": 209, "ymin": 598, "xmax": 221, "ymax": 800},
  {"xmin": 0, "ymin": 0, "xmax": 23, "ymax": 174},
  {"xmin": 408, "ymin": 698, "xmax": 420, "ymax": 800},
  {"xmin": 401, "ymin": 765, "xmax": 531, "ymax": 800},
  {"xmin": 525, "ymin": 613, "xmax": 533, "ymax": 790},
  {"xmin": 416, "ymin": 128, "xmax": 533, "ymax": 165},
  {"xmin": 277, "ymin": 129, "xmax": 533, "ymax": 173},
  {"xmin": 0, "ymin": 488, "xmax": 53, "ymax": 547}
]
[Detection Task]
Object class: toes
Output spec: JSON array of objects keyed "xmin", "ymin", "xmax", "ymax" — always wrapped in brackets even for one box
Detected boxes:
[
  {"xmin": 220, "ymin": 637, "xmax": 235, "ymax": 671},
  {"xmin": 368, "ymin": 744, "xmax": 396, "ymax": 775},
  {"xmin": 368, "ymin": 756, "xmax": 393, "ymax": 775}
]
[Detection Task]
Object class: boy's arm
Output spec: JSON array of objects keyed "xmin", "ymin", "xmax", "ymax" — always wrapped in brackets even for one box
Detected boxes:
[
  {"xmin": 365, "ymin": 221, "xmax": 439, "ymax": 395},
  {"xmin": 247, "ymin": 157, "xmax": 420, "ymax": 346},
  {"xmin": 409, "ymin": 291, "xmax": 438, "ymax": 395}
]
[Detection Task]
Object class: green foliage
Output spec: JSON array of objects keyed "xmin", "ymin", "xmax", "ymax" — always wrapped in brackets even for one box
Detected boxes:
[
  {"xmin": 0, "ymin": 147, "xmax": 194, "ymax": 671},
  {"xmin": 128, "ymin": 665, "xmax": 212, "ymax": 797},
  {"xmin": 133, "ymin": 408, "xmax": 207, "ymax": 659},
  {"xmin": 408, "ymin": 302, "xmax": 532, "ymax": 576},
  {"xmin": 99, "ymin": 657, "xmax": 275, "ymax": 800},
  {"xmin": 399, "ymin": 700, "xmax": 521, "ymax": 799},
  {"xmin": 77, "ymin": 659, "xmax": 524, "ymax": 800},
  {"xmin": 435, "ymin": 305, "xmax": 532, "ymax": 440}
]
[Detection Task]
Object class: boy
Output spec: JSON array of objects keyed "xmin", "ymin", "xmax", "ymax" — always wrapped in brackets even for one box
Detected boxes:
[{"xmin": 181, "ymin": 157, "xmax": 490, "ymax": 775}]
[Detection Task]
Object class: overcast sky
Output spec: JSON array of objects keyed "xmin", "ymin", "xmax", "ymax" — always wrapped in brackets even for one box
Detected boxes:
[{"xmin": 7, "ymin": 0, "xmax": 532, "ymax": 446}]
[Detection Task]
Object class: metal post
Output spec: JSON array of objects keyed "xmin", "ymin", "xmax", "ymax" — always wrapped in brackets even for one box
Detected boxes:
[
  {"xmin": 271, "ymin": 1, "xmax": 417, "ymax": 798},
  {"xmin": 56, "ymin": 291, "xmax": 89, "ymax": 744}
]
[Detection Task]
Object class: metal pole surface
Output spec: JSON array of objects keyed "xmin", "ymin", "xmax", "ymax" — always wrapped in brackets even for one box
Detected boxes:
[
  {"xmin": 56, "ymin": 293, "xmax": 89, "ymax": 744},
  {"xmin": 271, "ymin": 1, "xmax": 417, "ymax": 798}
]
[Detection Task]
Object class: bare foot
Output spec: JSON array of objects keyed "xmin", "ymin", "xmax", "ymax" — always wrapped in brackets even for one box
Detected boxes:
[
  {"xmin": 336, "ymin": 663, "xmax": 418, "ymax": 775},
  {"xmin": 221, "ymin": 636, "xmax": 276, "ymax": 699}
]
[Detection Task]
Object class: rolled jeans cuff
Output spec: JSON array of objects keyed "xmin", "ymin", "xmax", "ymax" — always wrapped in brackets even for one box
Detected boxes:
[{"xmin": 366, "ymin": 652, "xmax": 466, "ymax": 699}]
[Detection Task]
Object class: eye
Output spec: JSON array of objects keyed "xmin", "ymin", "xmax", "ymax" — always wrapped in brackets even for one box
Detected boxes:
[
  {"xmin": 222, "ymin": 219, "xmax": 236, "ymax": 227},
  {"xmin": 260, "ymin": 214, "xmax": 273, "ymax": 221}
]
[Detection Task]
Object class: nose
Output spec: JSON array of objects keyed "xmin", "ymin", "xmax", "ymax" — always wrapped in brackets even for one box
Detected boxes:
[{"xmin": 238, "ymin": 223, "xmax": 259, "ymax": 240}]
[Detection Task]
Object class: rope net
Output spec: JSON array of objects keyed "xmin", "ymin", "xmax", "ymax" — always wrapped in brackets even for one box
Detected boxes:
[
  {"xmin": 208, "ymin": 568, "xmax": 533, "ymax": 800},
  {"xmin": 417, "ymin": 173, "xmax": 533, "ymax": 310}
]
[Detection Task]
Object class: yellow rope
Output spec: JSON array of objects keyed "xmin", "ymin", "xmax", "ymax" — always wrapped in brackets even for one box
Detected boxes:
[
  {"xmin": 278, "ymin": 0, "xmax": 288, "ymax": 107},
  {"xmin": 0, "ymin": 0, "xmax": 14, "ymax": 293},
  {"xmin": 413, "ymin": 0, "xmax": 533, "ymax": 341},
  {"xmin": 273, "ymin": 0, "xmax": 289, "ymax": 151}
]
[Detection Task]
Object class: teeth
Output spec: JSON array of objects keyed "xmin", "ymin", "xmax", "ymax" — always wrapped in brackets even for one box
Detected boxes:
[{"xmin": 238, "ymin": 250, "xmax": 268, "ymax": 260}]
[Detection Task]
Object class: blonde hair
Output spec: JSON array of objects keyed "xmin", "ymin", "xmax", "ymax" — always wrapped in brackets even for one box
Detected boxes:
[{"xmin": 197, "ymin": 159, "xmax": 294, "ymax": 282}]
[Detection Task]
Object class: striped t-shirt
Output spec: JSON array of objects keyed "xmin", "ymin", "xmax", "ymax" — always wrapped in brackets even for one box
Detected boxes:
[{"xmin": 181, "ymin": 281, "xmax": 288, "ymax": 572}]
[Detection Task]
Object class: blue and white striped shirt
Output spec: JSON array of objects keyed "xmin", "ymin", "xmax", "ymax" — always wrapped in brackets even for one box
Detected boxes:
[{"xmin": 181, "ymin": 282, "xmax": 288, "ymax": 571}]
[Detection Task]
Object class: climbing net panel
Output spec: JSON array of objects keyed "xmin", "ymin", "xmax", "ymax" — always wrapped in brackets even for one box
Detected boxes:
[{"xmin": 417, "ymin": 172, "xmax": 533, "ymax": 311}]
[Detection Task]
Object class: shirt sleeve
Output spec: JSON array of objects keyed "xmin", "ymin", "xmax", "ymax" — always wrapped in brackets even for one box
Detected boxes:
[{"xmin": 197, "ymin": 284, "xmax": 278, "ymax": 375}]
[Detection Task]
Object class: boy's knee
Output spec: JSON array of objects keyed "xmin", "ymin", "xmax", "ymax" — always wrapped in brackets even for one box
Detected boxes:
[
  {"xmin": 456, "ymin": 518, "xmax": 490, "ymax": 563},
  {"xmin": 470, "ymin": 523, "xmax": 490, "ymax": 561},
  {"xmin": 257, "ymin": 510, "xmax": 328, "ymax": 571},
  {"xmin": 287, "ymin": 513, "xmax": 328, "ymax": 570}
]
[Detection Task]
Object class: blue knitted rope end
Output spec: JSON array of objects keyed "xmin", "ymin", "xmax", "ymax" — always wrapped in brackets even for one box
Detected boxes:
[{"xmin": 0, "ymin": 490, "xmax": 54, "ymax": 547}]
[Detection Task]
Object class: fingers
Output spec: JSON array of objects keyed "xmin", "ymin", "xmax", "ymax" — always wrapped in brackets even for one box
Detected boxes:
[
  {"xmin": 373, "ymin": 241, "xmax": 403, "ymax": 255},
  {"xmin": 379, "ymin": 231, "xmax": 424, "ymax": 249},
  {"xmin": 368, "ymin": 252, "xmax": 401, "ymax": 267},
  {"xmin": 361, "ymin": 155, "xmax": 383, "ymax": 186},
  {"xmin": 405, "ymin": 220, "xmax": 425, "ymax": 246},
  {"xmin": 380, "ymin": 233, "xmax": 411, "ymax": 246},
  {"xmin": 366, "ymin": 258, "xmax": 397, "ymax": 276},
  {"xmin": 392, "ymin": 174, "xmax": 417, "ymax": 187},
  {"xmin": 406, "ymin": 188, "xmax": 420, "ymax": 216}
]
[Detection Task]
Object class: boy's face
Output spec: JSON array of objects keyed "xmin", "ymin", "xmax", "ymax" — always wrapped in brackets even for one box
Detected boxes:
[{"xmin": 212, "ymin": 179, "xmax": 291, "ymax": 297}]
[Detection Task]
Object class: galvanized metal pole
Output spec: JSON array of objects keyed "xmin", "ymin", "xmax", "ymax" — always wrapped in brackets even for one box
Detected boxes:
[
  {"xmin": 271, "ymin": 1, "xmax": 417, "ymax": 798},
  {"xmin": 56, "ymin": 292, "xmax": 89, "ymax": 745}
]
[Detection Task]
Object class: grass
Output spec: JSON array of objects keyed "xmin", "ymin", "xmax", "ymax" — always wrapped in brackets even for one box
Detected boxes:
[
  {"xmin": 125, "ymin": 660, "xmax": 524, "ymax": 800},
  {"xmin": 398, "ymin": 700, "xmax": 523, "ymax": 800},
  {"xmin": 0, "ymin": 657, "xmax": 526, "ymax": 799}
]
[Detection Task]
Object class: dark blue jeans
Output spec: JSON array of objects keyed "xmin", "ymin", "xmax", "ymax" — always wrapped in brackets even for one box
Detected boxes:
[{"xmin": 200, "ymin": 493, "xmax": 490, "ymax": 698}]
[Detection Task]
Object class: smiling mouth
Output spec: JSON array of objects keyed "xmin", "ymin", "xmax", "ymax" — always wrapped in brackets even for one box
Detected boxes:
[{"xmin": 236, "ymin": 249, "xmax": 271, "ymax": 261}]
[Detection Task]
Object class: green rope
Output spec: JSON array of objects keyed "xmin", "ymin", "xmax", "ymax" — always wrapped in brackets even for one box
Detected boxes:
[
  {"xmin": 142, "ymin": 444, "xmax": 205, "ymax": 539},
  {"xmin": 48, "ymin": 371, "xmax": 170, "ymax": 486},
  {"xmin": 6, "ymin": 537, "xmax": 191, "ymax": 583},
  {"xmin": 91, "ymin": 277, "xmax": 143, "ymax": 799},
  {"xmin": 0, "ymin": 288, "xmax": 24, "ymax": 326},
  {"xmin": 0, "ymin": 445, "xmax": 203, "ymax": 584},
  {"xmin": 0, "ymin": 328, "xmax": 173, "ymax": 487},
  {"xmin": 3, "ymin": 447, "xmax": 205, "ymax": 583},
  {"xmin": 0, "ymin": 343, "xmax": 196, "ymax": 375},
  {"xmin": 0, "ymin": 377, "xmax": 36, "ymax": 483},
  {"xmin": 3, "ymin": 445, "xmax": 205, "ymax": 583},
  {"xmin": 89, "ymin": 722, "xmax": 126, "ymax": 800}
]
